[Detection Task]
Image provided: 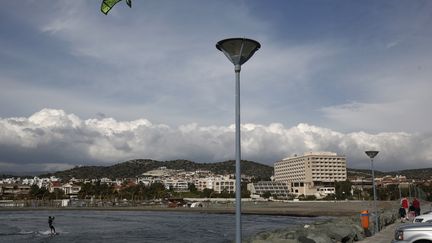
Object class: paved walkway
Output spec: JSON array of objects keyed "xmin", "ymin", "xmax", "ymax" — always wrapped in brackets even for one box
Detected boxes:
[{"xmin": 361, "ymin": 222, "xmax": 401, "ymax": 243}]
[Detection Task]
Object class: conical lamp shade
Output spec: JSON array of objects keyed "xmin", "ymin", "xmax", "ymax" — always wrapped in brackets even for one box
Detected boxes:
[
  {"xmin": 365, "ymin": 151, "xmax": 379, "ymax": 159},
  {"xmin": 216, "ymin": 38, "xmax": 261, "ymax": 66}
]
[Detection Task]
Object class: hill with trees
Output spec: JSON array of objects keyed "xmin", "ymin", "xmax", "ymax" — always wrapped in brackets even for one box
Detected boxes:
[
  {"xmin": 347, "ymin": 168, "xmax": 432, "ymax": 180},
  {"xmin": 38, "ymin": 159, "xmax": 432, "ymax": 181},
  {"xmin": 40, "ymin": 159, "xmax": 274, "ymax": 181}
]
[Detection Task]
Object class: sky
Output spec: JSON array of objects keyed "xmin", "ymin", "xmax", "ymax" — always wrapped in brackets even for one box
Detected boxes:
[{"xmin": 1, "ymin": 0, "xmax": 432, "ymax": 173}]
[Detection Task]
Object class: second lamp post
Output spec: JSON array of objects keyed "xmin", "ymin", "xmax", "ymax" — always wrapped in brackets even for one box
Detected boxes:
[{"xmin": 365, "ymin": 150, "xmax": 379, "ymax": 234}]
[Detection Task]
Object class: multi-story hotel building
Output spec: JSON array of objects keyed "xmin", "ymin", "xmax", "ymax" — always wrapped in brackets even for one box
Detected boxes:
[{"xmin": 274, "ymin": 152, "xmax": 347, "ymax": 197}]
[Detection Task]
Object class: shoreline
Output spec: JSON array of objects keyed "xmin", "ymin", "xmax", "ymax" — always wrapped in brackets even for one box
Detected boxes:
[
  {"xmin": 0, "ymin": 200, "xmax": 398, "ymax": 217},
  {"xmin": 0, "ymin": 206, "xmax": 322, "ymax": 217}
]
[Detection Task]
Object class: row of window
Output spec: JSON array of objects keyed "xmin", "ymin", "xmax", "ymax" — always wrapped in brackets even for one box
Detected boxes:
[
  {"xmin": 311, "ymin": 161, "xmax": 345, "ymax": 164},
  {"xmin": 215, "ymin": 182, "xmax": 234, "ymax": 186},
  {"xmin": 312, "ymin": 165, "xmax": 345, "ymax": 167},
  {"xmin": 255, "ymin": 187, "xmax": 288, "ymax": 190},
  {"xmin": 310, "ymin": 157, "xmax": 344, "ymax": 160},
  {"xmin": 311, "ymin": 169, "xmax": 345, "ymax": 172},
  {"xmin": 312, "ymin": 172, "xmax": 345, "ymax": 175},
  {"xmin": 312, "ymin": 177, "xmax": 345, "ymax": 180}
]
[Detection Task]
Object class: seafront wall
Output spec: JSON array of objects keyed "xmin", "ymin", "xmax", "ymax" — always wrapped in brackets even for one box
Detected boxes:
[{"xmin": 246, "ymin": 208, "xmax": 398, "ymax": 243}]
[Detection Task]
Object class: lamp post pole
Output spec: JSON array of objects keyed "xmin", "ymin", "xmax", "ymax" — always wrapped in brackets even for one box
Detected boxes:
[
  {"xmin": 216, "ymin": 38, "xmax": 260, "ymax": 243},
  {"xmin": 399, "ymin": 184, "xmax": 402, "ymax": 200},
  {"xmin": 365, "ymin": 150, "xmax": 379, "ymax": 234},
  {"xmin": 235, "ymin": 63, "xmax": 241, "ymax": 243}
]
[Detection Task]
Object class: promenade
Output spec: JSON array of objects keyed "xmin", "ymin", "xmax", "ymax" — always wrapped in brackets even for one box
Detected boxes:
[{"xmin": 361, "ymin": 222, "xmax": 400, "ymax": 243}]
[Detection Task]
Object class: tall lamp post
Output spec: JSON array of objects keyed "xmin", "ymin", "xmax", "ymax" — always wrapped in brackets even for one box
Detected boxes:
[
  {"xmin": 216, "ymin": 38, "xmax": 261, "ymax": 243},
  {"xmin": 365, "ymin": 150, "xmax": 379, "ymax": 234}
]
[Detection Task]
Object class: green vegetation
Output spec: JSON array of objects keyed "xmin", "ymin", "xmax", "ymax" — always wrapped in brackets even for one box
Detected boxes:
[
  {"xmin": 335, "ymin": 180, "xmax": 352, "ymax": 200},
  {"xmin": 347, "ymin": 167, "xmax": 432, "ymax": 180},
  {"xmin": 40, "ymin": 159, "xmax": 273, "ymax": 181},
  {"xmin": 26, "ymin": 185, "xmax": 67, "ymax": 200},
  {"xmin": 76, "ymin": 182, "xmax": 244, "ymax": 200}
]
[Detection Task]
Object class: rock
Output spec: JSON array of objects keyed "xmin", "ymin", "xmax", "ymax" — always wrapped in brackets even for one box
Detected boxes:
[
  {"xmin": 246, "ymin": 208, "xmax": 398, "ymax": 243},
  {"xmin": 302, "ymin": 230, "xmax": 333, "ymax": 243}
]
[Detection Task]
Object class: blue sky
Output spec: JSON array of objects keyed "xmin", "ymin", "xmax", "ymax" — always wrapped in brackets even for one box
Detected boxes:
[{"xmin": 1, "ymin": 0, "xmax": 432, "ymax": 173}]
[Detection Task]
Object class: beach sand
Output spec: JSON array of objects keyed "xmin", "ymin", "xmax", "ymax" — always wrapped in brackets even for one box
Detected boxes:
[{"xmin": 0, "ymin": 200, "xmax": 398, "ymax": 217}]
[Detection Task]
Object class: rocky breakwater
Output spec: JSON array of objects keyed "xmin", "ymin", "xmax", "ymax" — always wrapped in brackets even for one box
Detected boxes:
[{"xmin": 246, "ymin": 209, "xmax": 398, "ymax": 243}]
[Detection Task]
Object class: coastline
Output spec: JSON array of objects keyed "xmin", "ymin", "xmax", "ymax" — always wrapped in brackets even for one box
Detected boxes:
[{"xmin": 0, "ymin": 200, "xmax": 397, "ymax": 217}]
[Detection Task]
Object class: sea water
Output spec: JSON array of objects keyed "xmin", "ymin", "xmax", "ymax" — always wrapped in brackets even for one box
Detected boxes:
[{"xmin": 0, "ymin": 210, "xmax": 325, "ymax": 243}]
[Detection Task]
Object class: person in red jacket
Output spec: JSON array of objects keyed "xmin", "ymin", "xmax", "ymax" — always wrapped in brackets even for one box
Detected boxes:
[
  {"xmin": 401, "ymin": 197, "xmax": 409, "ymax": 219},
  {"xmin": 413, "ymin": 197, "xmax": 421, "ymax": 216}
]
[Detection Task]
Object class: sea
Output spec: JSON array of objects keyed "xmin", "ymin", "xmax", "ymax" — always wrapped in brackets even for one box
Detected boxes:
[{"xmin": 0, "ymin": 210, "xmax": 327, "ymax": 243}]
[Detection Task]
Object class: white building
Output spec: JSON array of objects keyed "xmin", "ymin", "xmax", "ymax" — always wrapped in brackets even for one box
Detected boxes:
[
  {"xmin": 163, "ymin": 179, "xmax": 189, "ymax": 192},
  {"xmin": 61, "ymin": 183, "xmax": 81, "ymax": 196},
  {"xmin": 142, "ymin": 167, "xmax": 176, "ymax": 178},
  {"xmin": 194, "ymin": 178, "xmax": 214, "ymax": 191},
  {"xmin": 274, "ymin": 152, "xmax": 347, "ymax": 197},
  {"xmin": 247, "ymin": 181, "xmax": 290, "ymax": 198},
  {"xmin": 212, "ymin": 176, "xmax": 235, "ymax": 194}
]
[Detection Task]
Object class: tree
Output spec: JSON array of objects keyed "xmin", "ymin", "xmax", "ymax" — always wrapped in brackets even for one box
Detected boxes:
[
  {"xmin": 29, "ymin": 185, "xmax": 40, "ymax": 198},
  {"xmin": 201, "ymin": 188, "xmax": 214, "ymax": 198},
  {"xmin": 48, "ymin": 189, "xmax": 66, "ymax": 200},
  {"xmin": 262, "ymin": 191, "xmax": 272, "ymax": 199},
  {"xmin": 147, "ymin": 182, "xmax": 167, "ymax": 199},
  {"xmin": 335, "ymin": 180, "xmax": 352, "ymax": 200},
  {"xmin": 188, "ymin": 183, "xmax": 197, "ymax": 193},
  {"xmin": 218, "ymin": 189, "xmax": 232, "ymax": 198},
  {"xmin": 29, "ymin": 185, "xmax": 50, "ymax": 200},
  {"xmin": 378, "ymin": 184, "xmax": 400, "ymax": 200},
  {"xmin": 241, "ymin": 182, "xmax": 251, "ymax": 198}
]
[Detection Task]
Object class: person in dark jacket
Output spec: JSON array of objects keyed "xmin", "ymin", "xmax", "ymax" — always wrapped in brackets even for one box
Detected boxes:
[
  {"xmin": 408, "ymin": 204, "xmax": 416, "ymax": 222},
  {"xmin": 399, "ymin": 206, "xmax": 407, "ymax": 222},
  {"xmin": 413, "ymin": 197, "xmax": 421, "ymax": 216},
  {"xmin": 48, "ymin": 216, "xmax": 55, "ymax": 234}
]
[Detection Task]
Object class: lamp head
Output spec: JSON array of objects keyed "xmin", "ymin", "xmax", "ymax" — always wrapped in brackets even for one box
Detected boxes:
[
  {"xmin": 365, "ymin": 151, "xmax": 379, "ymax": 159},
  {"xmin": 216, "ymin": 38, "xmax": 260, "ymax": 66}
]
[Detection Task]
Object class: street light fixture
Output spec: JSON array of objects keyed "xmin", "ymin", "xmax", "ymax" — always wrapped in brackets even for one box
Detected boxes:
[
  {"xmin": 216, "ymin": 38, "xmax": 261, "ymax": 243},
  {"xmin": 365, "ymin": 150, "xmax": 379, "ymax": 234}
]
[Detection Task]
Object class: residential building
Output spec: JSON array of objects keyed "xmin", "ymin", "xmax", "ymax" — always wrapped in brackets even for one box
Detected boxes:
[
  {"xmin": 163, "ymin": 179, "xmax": 189, "ymax": 192},
  {"xmin": 48, "ymin": 181, "xmax": 63, "ymax": 193},
  {"xmin": 0, "ymin": 184, "xmax": 31, "ymax": 196},
  {"xmin": 274, "ymin": 152, "xmax": 347, "ymax": 197},
  {"xmin": 212, "ymin": 176, "xmax": 235, "ymax": 194},
  {"xmin": 194, "ymin": 178, "xmax": 214, "ymax": 191},
  {"xmin": 61, "ymin": 183, "xmax": 81, "ymax": 196}
]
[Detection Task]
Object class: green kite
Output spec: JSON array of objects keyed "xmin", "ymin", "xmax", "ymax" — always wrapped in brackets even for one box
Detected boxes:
[{"xmin": 101, "ymin": 0, "xmax": 132, "ymax": 15}]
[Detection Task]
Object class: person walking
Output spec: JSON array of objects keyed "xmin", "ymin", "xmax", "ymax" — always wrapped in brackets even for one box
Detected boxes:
[
  {"xmin": 408, "ymin": 203, "xmax": 416, "ymax": 222},
  {"xmin": 399, "ymin": 206, "xmax": 407, "ymax": 222},
  {"xmin": 401, "ymin": 197, "xmax": 409, "ymax": 220},
  {"xmin": 413, "ymin": 197, "xmax": 421, "ymax": 216},
  {"xmin": 48, "ymin": 216, "xmax": 56, "ymax": 234}
]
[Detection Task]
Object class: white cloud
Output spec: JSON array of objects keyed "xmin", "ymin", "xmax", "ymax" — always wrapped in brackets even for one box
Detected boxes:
[
  {"xmin": 2, "ymin": 1, "xmax": 432, "ymax": 174},
  {"xmin": 320, "ymin": 65, "xmax": 432, "ymax": 133},
  {"xmin": 1, "ymin": 109, "xmax": 431, "ymax": 172}
]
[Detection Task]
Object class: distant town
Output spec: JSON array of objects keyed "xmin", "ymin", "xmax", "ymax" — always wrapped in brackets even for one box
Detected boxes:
[{"xmin": 1, "ymin": 152, "xmax": 431, "ymax": 208}]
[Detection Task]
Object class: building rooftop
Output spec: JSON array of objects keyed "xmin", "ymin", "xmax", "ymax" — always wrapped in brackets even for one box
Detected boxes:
[{"xmin": 282, "ymin": 151, "xmax": 339, "ymax": 160}]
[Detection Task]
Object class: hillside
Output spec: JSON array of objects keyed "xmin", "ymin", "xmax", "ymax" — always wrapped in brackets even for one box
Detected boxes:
[
  {"xmin": 40, "ymin": 159, "xmax": 274, "ymax": 181},
  {"xmin": 38, "ymin": 160, "xmax": 432, "ymax": 181},
  {"xmin": 1, "ymin": 174, "xmax": 18, "ymax": 179},
  {"xmin": 347, "ymin": 168, "xmax": 386, "ymax": 178},
  {"xmin": 347, "ymin": 168, "xmax": 432, "ymax": 180}
]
